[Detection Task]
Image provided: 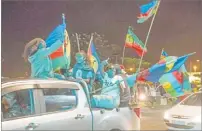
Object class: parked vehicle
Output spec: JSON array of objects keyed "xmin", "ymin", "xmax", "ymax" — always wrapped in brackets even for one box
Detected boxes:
[
  {"xmin": 164, "ymin": 91, "xmax": 201, "ymax": 130},
  {"xmin": 2, "ymin": 78, "xmax": 140, "ymax": 130}
]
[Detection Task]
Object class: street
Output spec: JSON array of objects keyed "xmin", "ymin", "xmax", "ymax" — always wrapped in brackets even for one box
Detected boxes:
[{"xmin": 141, "ymin": 107, "xmax": 168, "ymax": 130}]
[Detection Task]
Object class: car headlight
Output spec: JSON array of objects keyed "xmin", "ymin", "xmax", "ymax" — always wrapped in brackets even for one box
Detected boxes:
[
  {"xmin": 164, "ymin": 112, "xmax": 170, "ymax": 120},
  {"xmin": 139, "ymin": 94, "xmax": 146, "ymax": 100},
  {"xmin": 192, "ymin": 116, "xmax": 201, "ymax": 123}
]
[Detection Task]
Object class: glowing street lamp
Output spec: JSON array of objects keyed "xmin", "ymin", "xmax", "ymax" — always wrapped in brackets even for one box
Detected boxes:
[{"xmin": 193, "ymin": 65, "xmax": 197, "ymax": 72}]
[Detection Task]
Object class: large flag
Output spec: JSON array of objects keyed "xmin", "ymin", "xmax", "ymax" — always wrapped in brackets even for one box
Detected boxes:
[
  {"xmin": 125, "ymin": 27, "xmax": 147, "ymax": 57},
  {"xmin": 137, "ymin": 53, "xmax": 194, "ymax": 83},
  {"xmin": 159, "ymin": 65, "xmax": 192, "ymax": 97},
  {"xmin": 45, "ymin": 14, "xmax": 71, "ymax": 71},
  {"xmin": 158, "ymin": 55, "xmax": 192, "ymax": 97},
  {"xmin": 137, "ymin": 0, "xmax": 159, "ymax": 24},
  {"xmin": 87, "ymin": 40, "xmax": 101, "ymax": 74}
]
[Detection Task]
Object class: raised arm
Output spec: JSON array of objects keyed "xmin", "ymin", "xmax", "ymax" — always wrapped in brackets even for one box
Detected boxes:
[{"xmin": 100, "ymin": 58, "xmax": 109, "ymax": 76}]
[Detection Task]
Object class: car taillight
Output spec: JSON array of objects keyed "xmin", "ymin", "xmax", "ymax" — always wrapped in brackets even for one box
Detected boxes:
[{"xmin": 134, "ymin": 108, "xmax": 141, "ymax": 118}]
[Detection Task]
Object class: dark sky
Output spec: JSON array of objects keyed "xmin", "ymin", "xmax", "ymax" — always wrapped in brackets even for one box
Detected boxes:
[{"xmin": 2, "ymin": 0, "xmax": 202, "ymax": 77}]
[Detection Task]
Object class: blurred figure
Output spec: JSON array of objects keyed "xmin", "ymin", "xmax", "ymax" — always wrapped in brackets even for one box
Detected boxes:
[
  {"xmin": 148, "ymin": 87, "xmax": 156, "ymax": 108},
  {"xmin": 114, "ymin": 64, "xmax": 131, "ymax": 107}
]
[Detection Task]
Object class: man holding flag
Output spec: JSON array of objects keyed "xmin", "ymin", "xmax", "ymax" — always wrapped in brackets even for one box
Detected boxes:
[{"xmin": 22, "ymin": 14, "xmax": 68, "ymax": 79}]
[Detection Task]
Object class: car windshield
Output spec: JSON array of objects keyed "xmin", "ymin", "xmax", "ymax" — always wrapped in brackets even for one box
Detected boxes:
[{"xmin": 181, "ymin": 93, "xmax": 202, "ymax": 106}]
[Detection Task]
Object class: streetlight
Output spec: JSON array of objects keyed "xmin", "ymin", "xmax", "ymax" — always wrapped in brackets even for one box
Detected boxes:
[
  {"xmin": 193, "ymin": 65, "xmax": 197, "ymax": 72},
  {"xmin": 196, "ymin": 60, "xmax": 202, "ymax": 85}
]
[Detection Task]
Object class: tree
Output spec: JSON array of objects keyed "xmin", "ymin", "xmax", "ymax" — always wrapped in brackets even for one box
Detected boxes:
[
  {"xmin": 69, "ymin": 32, "xmax": 122, "ymax": 65},
  {"xmin": 123, "ymin": 57, "xmax": 151, "ymax": 72}
]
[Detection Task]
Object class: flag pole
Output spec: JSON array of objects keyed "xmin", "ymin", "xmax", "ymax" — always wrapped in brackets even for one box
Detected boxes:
[
  {"xmin": 122, "ymin": 46, "xmax": 126, "ymax": 64},
  {"xmin": 160, "ymin": 48, "xmax": 164, "ymax": 59},
  {"xmin": 88, "ymin": 33, "xmax": 94, "ymax": 52},
  {"xmin": 76, "ymin": 33, "xmax": 80, "ymax": 52},
  {"xmin": 137, "ymin": 0, "xmax": 161, "ymax": 72}
]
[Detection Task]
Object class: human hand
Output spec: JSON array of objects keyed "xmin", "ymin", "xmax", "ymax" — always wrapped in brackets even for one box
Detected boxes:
[{"xmin": 103, "ymin": 58, "xmax": 110, "ymax": 65}]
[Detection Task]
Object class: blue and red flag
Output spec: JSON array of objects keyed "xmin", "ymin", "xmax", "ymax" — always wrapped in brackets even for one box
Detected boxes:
[
  {"xmin": 136, "ymin": 53, "xmax": 194, "ymax": 83},
  {"xmin": 45, "ymin": 14, "xmax": 71, "ymax": 71},
  {"xmin": 158, "ymin": 54, "xmax": 192, "ymax": 97},
  {"xmin": 159, "ymin": 64, "xmax": 192, "ymax": 97},
  {"xmin": 137, "ymin": 0, "xmax": 159, "ymax": 23}
]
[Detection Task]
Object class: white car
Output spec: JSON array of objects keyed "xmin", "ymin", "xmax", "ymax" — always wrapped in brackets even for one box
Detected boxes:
[
  {"xmin": 2, "ymin": 78, "xmax": 140, "ymax": 130},
  {"xmin": 164, "ymin": 92, "xmax": 201, "ymax": 130}
]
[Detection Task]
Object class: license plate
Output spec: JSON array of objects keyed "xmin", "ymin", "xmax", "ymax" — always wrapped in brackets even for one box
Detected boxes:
[{"xmin": 172, "ymin": 120, "xmax": 185, "ymax": 125}]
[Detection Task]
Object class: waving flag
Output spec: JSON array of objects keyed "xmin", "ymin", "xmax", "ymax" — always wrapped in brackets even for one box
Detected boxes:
[
  {"xmin": 137, "ymin": 53, "xmax": 194, "ymax": 83},
  {"xmin": 159, "ymin": 65, "xmax": 192, "ymax": 97},
  {"xmin": 45, "ymin": 14, "xmax": 71, "ymax": 71},
  {"xmin": 87, "ymin": 41, "xmax": 101, "ymax": 74},
  {"xmin": 158, "ymin": 55, "xmax": 192, "ymax": 97},
  {"xmin": 125, "ymin": 27, "xmax": 147, "ymax": 57},
  {"xmin": 137, "ymin": 0, "xmax": 159, "ymax": 24}
]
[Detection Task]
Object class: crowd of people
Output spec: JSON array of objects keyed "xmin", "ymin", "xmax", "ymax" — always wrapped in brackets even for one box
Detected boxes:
[{"xmin": 22, "ymin": 37, "xmax": 134, "ymax": 109}]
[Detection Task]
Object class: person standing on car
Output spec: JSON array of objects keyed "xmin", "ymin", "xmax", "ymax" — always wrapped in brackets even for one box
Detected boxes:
[
  {"xmin": 23, "ymin": 38, "xmax": 66, "ymax": 80},
  {"xmin": 72, "ymin": 50, "xmax": 95, "ymax": 93}
]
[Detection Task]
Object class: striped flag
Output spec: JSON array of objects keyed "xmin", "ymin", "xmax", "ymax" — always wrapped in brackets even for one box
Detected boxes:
[
  {"xmin": 137, "ymin": 0, "xmax": 159, "ymax": 24},
  {"xmin": 137, "ymin": 53, "xmax": 194, "ymax": 83},
  {"xmin": 45, "ymin": 14, "xmax": 71, "ymax": 71},
  {"xmin": 125, "ymin": 27, "xmax": 147, "ymax": 57}
]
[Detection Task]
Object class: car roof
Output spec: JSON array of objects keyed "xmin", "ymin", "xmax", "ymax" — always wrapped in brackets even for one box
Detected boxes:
[{"xmin": 1, "ymin": 78, "xmax": 82, "ymax": 90}]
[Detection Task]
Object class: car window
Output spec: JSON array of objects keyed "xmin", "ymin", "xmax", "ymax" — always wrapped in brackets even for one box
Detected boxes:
[
  {"xmin": 181, "ymin": 93, "xmax": 202, "ymax": 106},
  {"xmin": 42, "ymin": 88, "xmax": 77, "ymax": 113},
  {"xmin": 2, "ymin": 89, "xmax": 35, "ymax": 120}
]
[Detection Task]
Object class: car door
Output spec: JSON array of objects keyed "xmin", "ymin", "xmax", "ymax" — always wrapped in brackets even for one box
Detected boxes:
[
  {"xmin": 2, "ymin": 83, "xmax": 42, "ymax": 130},
  {"xmin": 31, "ymin": 82, "xmax": 92, "ymax": 130}
]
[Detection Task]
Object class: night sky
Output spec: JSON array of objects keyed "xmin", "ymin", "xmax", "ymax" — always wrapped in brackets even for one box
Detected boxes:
[{"xmin": 2, "ymin": 0, "xmax": 202, "ymax": 77}]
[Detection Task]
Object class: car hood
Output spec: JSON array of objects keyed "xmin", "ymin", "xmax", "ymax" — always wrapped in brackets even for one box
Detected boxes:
[{"xmin": 168, "ymin": 105, "xmax": 201, "ymax": 117}]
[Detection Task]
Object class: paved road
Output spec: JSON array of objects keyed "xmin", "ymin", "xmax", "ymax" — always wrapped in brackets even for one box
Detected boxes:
[{"xmin": 141, "ymin": 107, "xmax": 168, "ymax": 130}]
